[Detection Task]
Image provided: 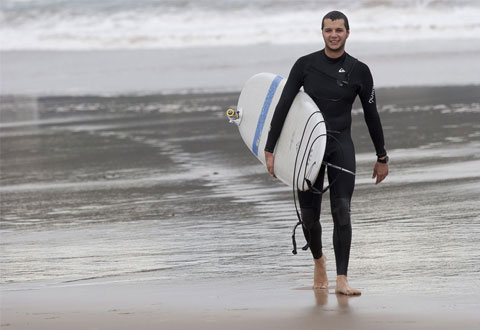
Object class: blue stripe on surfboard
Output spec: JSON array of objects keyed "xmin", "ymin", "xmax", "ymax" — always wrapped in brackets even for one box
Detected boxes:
[{"xmin": 252, "ymin": 75, "xmax": 283, "ymax": 156}]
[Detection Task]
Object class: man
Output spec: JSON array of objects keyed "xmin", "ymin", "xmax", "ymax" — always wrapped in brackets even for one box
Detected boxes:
[{"xmin": 264, "ymin": 11, "xmax": 389, "ymax": 296}]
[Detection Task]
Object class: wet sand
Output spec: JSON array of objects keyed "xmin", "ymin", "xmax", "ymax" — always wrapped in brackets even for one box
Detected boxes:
[
  {"xmin": 2, "ymin": 280, "xmax": 479, "ymax": 330},
  {"xmin": 1, "ymin": 86, "xmax": 480, "ymax": 329}
]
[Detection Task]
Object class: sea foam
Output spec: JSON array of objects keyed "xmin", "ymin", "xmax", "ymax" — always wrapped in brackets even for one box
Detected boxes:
[{"xmin": 1, "ymin": 0, "xmax": 480, "ymax": 50}]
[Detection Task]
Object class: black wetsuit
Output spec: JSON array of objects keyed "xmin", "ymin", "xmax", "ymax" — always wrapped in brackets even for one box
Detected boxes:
[{"xmin": 265, "ymin": 50, "xmax": 386, "ymax": 276}]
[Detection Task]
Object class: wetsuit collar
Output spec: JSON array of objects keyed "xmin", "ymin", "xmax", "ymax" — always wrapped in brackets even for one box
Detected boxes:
[{"xmin": 321, "ymin": 49, "xmax": 347, "ymax": 63}]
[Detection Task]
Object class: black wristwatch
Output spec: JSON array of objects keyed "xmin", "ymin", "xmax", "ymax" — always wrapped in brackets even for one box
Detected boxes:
[{"xmin": 377, "ymin": 155, "xmax": 389, "ymax": 164}]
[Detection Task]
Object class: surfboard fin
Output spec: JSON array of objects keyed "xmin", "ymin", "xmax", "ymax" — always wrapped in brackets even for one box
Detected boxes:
[{"xmin": 226, "ymin": 108, "xmax": 242, "ymax": 125}]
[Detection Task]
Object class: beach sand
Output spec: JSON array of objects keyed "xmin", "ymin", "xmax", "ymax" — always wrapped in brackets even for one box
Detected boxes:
[{"xmin": 2, "ymin": 280, "xmax": 479, "ymax": 330}]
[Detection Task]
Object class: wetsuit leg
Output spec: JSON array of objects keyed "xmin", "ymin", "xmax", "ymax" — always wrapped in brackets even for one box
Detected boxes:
[
  {"xmin": 297, "ymin": 164, "xmax": 326, "ymax": 259},
  {"xmin": 326, "ymin": 133, "xmax": 356, "ymax": 276}
]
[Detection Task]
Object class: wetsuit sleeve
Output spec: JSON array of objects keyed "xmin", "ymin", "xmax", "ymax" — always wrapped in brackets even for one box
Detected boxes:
[
  {"xmin": 358, "ymin": 65, "xmax": 387, "ymax": 157},
  {"xmin": 264, "ymin": 58, "xmax": 305, "ymax": 153}
]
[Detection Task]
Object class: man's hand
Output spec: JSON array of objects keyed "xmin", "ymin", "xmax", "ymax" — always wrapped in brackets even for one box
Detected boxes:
[
  {"xmin": 372, "ymin": 158, "xmax": 389, "ymax": 184},
  {"xmin": 265, "ymin": 151, "xmax": 276, "ymax": 178}
]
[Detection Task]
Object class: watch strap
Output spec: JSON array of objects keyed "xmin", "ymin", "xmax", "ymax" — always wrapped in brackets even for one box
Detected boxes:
[{"xmin": 377, "ymin": 155, "xmax": 389, "ymax": 164}]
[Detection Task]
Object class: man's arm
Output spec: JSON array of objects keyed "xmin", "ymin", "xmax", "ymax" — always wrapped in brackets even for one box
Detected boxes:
[
  {"xmin": 358, "ymin": 64, "xmax": 386, "ymax": 157},
  {"xmin": 264, "ymin": 57, "xmax": 305, "ymax": 178},
  {"xmin": 358, "ymin": 64, "xmax": 388, "ymax": 184},
  {"xmin": 264, "ymin": 58, "xmax": 305, "ymax": 153}
]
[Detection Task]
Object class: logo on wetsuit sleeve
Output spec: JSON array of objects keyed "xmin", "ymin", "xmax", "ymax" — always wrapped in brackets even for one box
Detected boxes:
[{"xmin": 368, "ymin": 87, "xmax": 375, "ymax": 104}]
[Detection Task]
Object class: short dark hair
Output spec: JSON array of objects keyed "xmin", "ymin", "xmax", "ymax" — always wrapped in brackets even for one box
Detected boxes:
[{"xmin": 322, "ymin": 11, "xmax": 349, "ymax": 31}]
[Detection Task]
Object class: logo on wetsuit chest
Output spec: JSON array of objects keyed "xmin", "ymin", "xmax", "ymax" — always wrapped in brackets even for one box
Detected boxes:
[
  {"xmin": 368, "ymin": 88, "xmax": 375, "ymax": 104},
  {"xmin": 338, "ymin": 68, "xmax": 346, "ymax": 73}
]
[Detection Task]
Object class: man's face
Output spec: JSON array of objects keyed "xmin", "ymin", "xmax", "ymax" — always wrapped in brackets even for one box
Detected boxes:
[{"xmin": 322, "ymin": 18, "xmax": 349, "ymax": 52}]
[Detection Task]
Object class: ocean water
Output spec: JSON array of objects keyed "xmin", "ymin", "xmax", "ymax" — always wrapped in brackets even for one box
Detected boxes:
[
  {"xmin": 1, "ymin": 87, "xmax": 479, "ymax": 295},
  {"xmin": 1, "ymin": 0, "xmax": 480, "ymax": 50}
]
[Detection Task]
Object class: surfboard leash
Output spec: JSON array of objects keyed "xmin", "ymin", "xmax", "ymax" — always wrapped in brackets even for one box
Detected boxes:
[
  {"xmin": 291, "ymin": 111, "xmax": 325, "ymax": 255},
  {"xmin": 291, "ymin": 114, "xmax": 356, "ymax": 255},
  {"xmin": 303, "ymin": 132, "xmax": 356, "ymax": 196}
]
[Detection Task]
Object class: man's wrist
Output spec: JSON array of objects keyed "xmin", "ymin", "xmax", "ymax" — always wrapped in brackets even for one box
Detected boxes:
[{"xmin": 377, "ymin": 155, "xmax": 389, "ymax": 164}]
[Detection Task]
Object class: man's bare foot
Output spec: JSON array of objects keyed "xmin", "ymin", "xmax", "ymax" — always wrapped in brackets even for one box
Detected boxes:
[
  {"xmin": 335, "ymin": 275, "xmax": 361, "ymax": 295},
  {"xmin": 313, "ymin": 255, "xmax": 328, "ymax": 289}
]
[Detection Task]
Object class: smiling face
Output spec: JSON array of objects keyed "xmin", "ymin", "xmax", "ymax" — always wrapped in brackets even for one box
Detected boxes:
[{"xmin": 322, "ymin": 18, "xmax": 350, "ymax": 56}]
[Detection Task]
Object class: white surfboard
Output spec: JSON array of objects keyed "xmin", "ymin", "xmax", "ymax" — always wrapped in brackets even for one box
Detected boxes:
[{"xmin": 227, "ymin": 72, "xmax": 327, "ymax": 191}]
